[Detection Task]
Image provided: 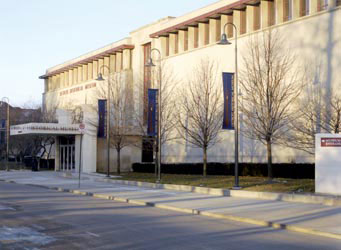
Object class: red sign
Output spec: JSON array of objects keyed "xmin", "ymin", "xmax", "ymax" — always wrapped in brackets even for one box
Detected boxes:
[{"xmin": 321, "ymin": 138, "xmax": 341, "ymax": 147}]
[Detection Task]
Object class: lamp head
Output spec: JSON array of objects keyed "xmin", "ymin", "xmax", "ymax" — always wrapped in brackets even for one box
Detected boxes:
[
  {"xmin": 218, "ymin": 33, "xmax": 232, "ymax": 45},
  {"xmin": 96, "ymin": 73, "xmax": 105, "ymax": 81},
  {"xmin": 145, "ymin": 57, "xmax": 156, "ymax": 67}
]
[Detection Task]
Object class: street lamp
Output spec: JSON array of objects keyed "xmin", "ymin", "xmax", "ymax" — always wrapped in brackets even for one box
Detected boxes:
[
  {"xmin": 146, "ymin": 48, "xmax": 162, "ymax": 183},
  {"xmin": 218, "ymin": 23, "xmax": 241, "ymax": 189},
  {"xmin": 96, "ymin": 65, "xmax": 111, "ymax": 177},
  {"xmin": 1, "ymin": 97, "xmax": 10, "ymax": 171}
]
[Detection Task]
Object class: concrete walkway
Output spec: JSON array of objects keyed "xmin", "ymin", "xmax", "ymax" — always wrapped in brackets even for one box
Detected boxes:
[{"xmin": 1, "ymin": 170, "xmax": 340, "ymax": 240}]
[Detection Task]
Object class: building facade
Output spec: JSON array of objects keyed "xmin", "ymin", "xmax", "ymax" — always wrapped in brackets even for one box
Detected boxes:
[{"xmin": 37, "ymin": 0, "xmax": 341, "ymax": 173}]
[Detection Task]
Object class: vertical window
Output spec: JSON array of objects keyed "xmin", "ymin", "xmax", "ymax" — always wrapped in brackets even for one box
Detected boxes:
[
  {"xmin": 283, "ymin": 0, "xmax": 293, "ymax": 21},
  {"xmin": 227, "ymin": 14, "xmax": 233, "ymax": 38},
  {"xmin": 143, "ymin": 43, "xmax": 151, "ymax": 124},
  {"xmin": 175, "ymin": 33, "xmax": 179, "ymax": 53},
  {"xmin": 318, "ymin": 0, "xmax": 328, "ymax": 11},
  {"xmin": 204, "ymin": 23, "xmax": 209, "ymax": 45},
  {"xmin": 240, "ymin": 10, "xmax": 246, "ymax": 34},
  {"xmin": 184, "ymin": 30, "xmax": 188, "ymax": 51},
  {"xmin": 268, "ymin": 1, "xmax": 275, "ymax": 26},
  {"xmin": 194, "ymin": 27, "xmax": 199, "ymax": 48},
  {"xmin": 166, "ymin": 37, "xmax": 170, "ymax": 56},
  {"xmin": 254, "ymin": 4, "xmax": 261, "ymax": 31}
]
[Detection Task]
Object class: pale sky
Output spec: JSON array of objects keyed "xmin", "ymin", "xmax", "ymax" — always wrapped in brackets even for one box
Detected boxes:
[{"xmin": 0, "ymin": 0, "xmax": 217, "ymax": 107}]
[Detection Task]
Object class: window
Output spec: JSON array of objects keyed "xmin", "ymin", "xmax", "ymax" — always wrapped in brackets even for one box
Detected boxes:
[
  {"xmin": 204, "ymin": 23, "xmax": 209, "ymax": 45},
  {"xmin": 254, "ymin": 4, "xmax": 261, "ymax": 31},
  {"xmin": 318, "ymin": 0, "xmax": 328, "ymax": 11},
  {"xmin": 194, "ymin": 27, "xmax": 199, "ymax": 48},
  {"xmin": 300, "ymin": 0, "xmax": 310, "ymax": 16},
  {"xmin": 283, "ymin": 0, "xmax": 293, "ymax": 21},
  {"xmin": 175, "ymin": 33, "xmax": 179, "ymax": 53},
  {"xmin": 240, "ymin": 10, "xmax": 246, "ymax": 34},
  {"xmin": 166, "ymin": 37, "xmax": 170, "ymax": 56},
  {"xmin": 268, "ymin": 1, "xmax": 275, "ymax": 26},
  {"xmin": 184, "ymin": 30, "xmax": 188, "ymax": 51}
]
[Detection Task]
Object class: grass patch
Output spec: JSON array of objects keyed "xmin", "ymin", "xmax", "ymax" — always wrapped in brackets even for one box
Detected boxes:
[{"xmin": 117, "ymin": 172, "xmax": 315, "ymax": 193}]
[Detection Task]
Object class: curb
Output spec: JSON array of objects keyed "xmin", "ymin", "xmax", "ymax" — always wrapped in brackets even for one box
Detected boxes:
[
  {"xmin": 92, "ymin": 177, "xmax": 341, "ymax": 206},
  {"xmin": 1, "ymin": 179, "xmax": 340, "ymax": 240}
]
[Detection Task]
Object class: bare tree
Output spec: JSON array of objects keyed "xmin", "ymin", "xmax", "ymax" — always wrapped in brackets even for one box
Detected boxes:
[
  {"xmin": 92, "ymin": 71, "xmax": 135, "ymax": 174},
  {"xmin": 286, "ymin": 80, "xmax": 341, "ymax": 154},
  {"xmin": 135, "ymin": 62, "xmax": 178, "ymax": 159},
  {"xmin": 176, "ymin": 59, "xmax": 223, "ymax": 177},
  {"xmin": 239, "ymin": 30, "xmax": 304, "ymax": 180}
]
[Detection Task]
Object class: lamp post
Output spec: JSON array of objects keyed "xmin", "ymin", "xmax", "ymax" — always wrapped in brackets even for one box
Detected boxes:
[
  {"xmin": 218, "ymin": 23, "xmax": 241, "ymax": 189},
  {"xmin": 1, "ymin": 97, "xmax": 10, "ymax": 171},
  {"xmin": 145, "ymin": 48, "xmax": 162, "ymax": 183},
  {"xmin": 96, "ymin": 65, "xmax": 111, "ymax": 177}
]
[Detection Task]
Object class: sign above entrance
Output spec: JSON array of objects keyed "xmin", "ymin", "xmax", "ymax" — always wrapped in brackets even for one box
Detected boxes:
[
  {"xmin": 321, "ymin": 138, "xmax": 341, "ymax": 147},
  {"xmin": 10, "ymin": 123, "xmax": 82, "ymax": 136}
]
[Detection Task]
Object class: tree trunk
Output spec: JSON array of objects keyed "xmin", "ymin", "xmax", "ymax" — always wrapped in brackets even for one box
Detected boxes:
[
  {"xmin": 266, "ymin": 139, "xmax": 273, "ymax": 181},
  {"xmin": 203, "ymin": 146, "xmax": 207, "ymax": 177},
  {"xmin": 117, "ymin": 148, "xmax": 121, "ymax": 175}
]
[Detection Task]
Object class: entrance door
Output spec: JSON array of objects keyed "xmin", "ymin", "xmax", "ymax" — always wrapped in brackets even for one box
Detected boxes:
[{"xmin": 59, "ymin": 136, "xmax": 75, "ymax": 172}]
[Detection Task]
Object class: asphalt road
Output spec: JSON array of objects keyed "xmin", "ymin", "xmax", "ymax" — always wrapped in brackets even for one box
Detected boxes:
[{"xmin": 0, "ymin": 182, "xmax": 340, "ymax": 250}]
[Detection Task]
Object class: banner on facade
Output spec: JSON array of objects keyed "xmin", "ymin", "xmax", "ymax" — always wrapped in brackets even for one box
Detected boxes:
[
  {"xmin": 98, "ymin": 99, "xmax": 107, "ymax": 138},
  {"xmin": 147, "ymin": 89, "xmax": 158, "ymax": 137},
  {"xmin": 222, "ymin": 72, "xmax": 234, "ymax": 130}
]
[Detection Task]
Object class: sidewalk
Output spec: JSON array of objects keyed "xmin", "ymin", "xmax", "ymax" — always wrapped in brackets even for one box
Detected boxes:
[{"xmin": 0, "ymin": 170, "xmax": 340, "ymax": 240}]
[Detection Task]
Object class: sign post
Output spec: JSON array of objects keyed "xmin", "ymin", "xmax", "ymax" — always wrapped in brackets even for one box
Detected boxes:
[{"xmin": 78, "ymin": 123, "xmax": 85, "ymax": 188}]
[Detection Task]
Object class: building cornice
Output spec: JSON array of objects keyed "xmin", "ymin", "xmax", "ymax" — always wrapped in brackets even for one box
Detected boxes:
[{"xmin": 39, "ymin": 44, "xmax": 134, "ymax": 79}]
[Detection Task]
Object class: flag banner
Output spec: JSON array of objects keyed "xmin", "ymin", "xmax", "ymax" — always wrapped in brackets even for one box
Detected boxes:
[
  {"xmin": 98, "ymin": 99, "xmax": 107, "ymax": 138},
  {"xmin": 147, "ymin": 89, "xmax": 158, "ymax": 137},
  {"xmin": 222, "ymin": 72, "xmax": 234, "ymax": 130}
]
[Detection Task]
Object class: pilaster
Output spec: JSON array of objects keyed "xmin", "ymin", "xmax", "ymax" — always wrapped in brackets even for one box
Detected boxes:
[{"xmin": 209, "ymin": 19, "xmax": 221, "ymax": 43}]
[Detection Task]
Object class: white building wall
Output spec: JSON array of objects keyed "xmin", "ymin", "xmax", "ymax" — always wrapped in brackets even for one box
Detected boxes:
[{"xmin": 42, "ymin": 3, "xmax": 341, "ymax": 168}]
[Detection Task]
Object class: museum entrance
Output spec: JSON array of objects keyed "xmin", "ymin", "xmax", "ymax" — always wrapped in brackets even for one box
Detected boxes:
[{"xmin": 59, "ymin": 136, "xmax": 75, "ymax": 171}]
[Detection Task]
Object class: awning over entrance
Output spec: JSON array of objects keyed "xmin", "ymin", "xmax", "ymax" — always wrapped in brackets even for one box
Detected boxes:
[{"xmin": 10, "ymin": 123, "xmax": 82, "ymax": 136}]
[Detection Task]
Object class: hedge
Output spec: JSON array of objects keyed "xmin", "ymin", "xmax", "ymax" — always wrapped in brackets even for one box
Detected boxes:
[{"xmin": 132, "ymin": 162, "xmax": 315, "ymax": 179}]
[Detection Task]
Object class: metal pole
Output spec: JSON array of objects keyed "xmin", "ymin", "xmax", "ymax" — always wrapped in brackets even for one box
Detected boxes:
[
  {"xmin": 6, "ymin": 100, "xmax": 9, "ymax": 171},
  {"xmin": 107, "ymin": 72, "xmax": 111, "ymax": 177},
  {"xmin": 221, "ymin": 23, "xmax": 240, "ymax": 189},
  {"xmin": 150, "ymin": 48, "xmax": 162, "ymax": 183},
  {"xmin": 233, "ymin": 24, "xmax": 239, "ymax": 189},
  {"xmin": 158, "ymin": 60, "xmax": 162, "ymax": 182},
  {"xmin": 78, "ymin": 134, "xmax": 82, "ymax": 188}
]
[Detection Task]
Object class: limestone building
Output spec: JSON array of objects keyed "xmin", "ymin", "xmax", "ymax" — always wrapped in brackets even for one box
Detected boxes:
[{"xmin": 16, "ymin": 0, "xmax": 341, "ymax": 173}]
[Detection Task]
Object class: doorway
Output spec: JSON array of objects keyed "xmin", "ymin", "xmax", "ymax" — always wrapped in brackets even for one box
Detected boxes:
[{"xmin": 59, "ymin": 136, "xmax": 75, "ymax": 171}]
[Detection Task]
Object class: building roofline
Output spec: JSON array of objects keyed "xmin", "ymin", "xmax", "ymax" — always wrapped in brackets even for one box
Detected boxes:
[{"xmin": 149, "ymin": 0, "xmax": 255, "ymax": 38}]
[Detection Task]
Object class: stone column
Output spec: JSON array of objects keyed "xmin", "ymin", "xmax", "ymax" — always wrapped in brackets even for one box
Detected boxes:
[
  {"xmin": 188, "ymin": 26, "xmax": 199, "ymax": 49},
  {"xmin": 109, "ymin": 54, "xmax": 116, "ymax": 72},
  {"xmin": 160, "ymin": 36, "xmax": 169, "ymax": 57},
  {"xmin": 78, "ymin": 66, "xmax": 82, "ymax": 83},
  {"xmin": 123, "ymin": 49, "xmax": 131, "ymax": 70},
  {"xmin": 64, "ymin": 71, "xmax": 69, "ymax": 87},
  {"xmin": 116, "ymin": 52, "xmax": 122, "ymax": 72},
  {"xmin": 98, "ymin": 58, "xmax": 104, "ymax": 74},
  {"xmin": 178, "ymin": 30, "xmax": 186, "ymax": 53},
  {"xmin": 69, "ymin": 69, "xmax": 73, "ymax": 86},
  {"xmin": 261, "ymin": 0, "xmax": 275, "ymax": 28},
  {"xmin": 209, "ymin": 19, "xmax": 221, "ymax": 44},
  {"xmin": 73, "ymin": 68, "xmax": 78, "ymax": 84},
  {"xmin": 276, "ymin": 0, "xmax": 284, "ymax": 23},
  {"xmin": 88, "ymin": 63, "xmax": 93, "ymax": 80},
  {"xmin": 82, "ymin": 65, "xmax": 88, "ymax": 81},
  {"xmin": 169, "ymin": 33, "xmax": 178, "ymax": 55},
  {"xmin": 93, "ymin": 60, "xmax": 98, "ymax": 79},
  {"xmin": 198, "ymin": 22, "xmax": 209, "ymax": 46},
  {"xmin": 60, "ymin": 73, "xmax": 65, "ymax": 88},
  {"xmin": 221, "ymin": 14, "xmax": 234, "ymax": 38}
]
